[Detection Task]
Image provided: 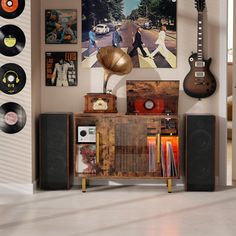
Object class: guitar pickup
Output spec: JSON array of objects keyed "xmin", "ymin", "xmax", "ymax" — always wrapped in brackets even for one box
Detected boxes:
[
  {"xmin": 194, "ymin": 82, "xmax": 205, "ymax": 85},
  {"xmin": 195, "ymin": 71, "xmax": 205, "ymax": 77},
  {"xmin": 195, "ymin": 61, "xmax": 205, "ymax": 67}
]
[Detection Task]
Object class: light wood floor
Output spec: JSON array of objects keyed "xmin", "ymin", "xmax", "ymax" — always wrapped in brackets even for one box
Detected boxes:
[{"xmin": 1, "ymin": 185, "xmax": 236, "ymax": 236}]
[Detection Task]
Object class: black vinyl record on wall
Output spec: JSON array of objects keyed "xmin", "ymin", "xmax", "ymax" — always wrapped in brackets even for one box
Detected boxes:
[
  {"xmin": 0, "ymin": 24, "xmax": 26, "ymax": 56},
  {"xmin": 0, "ymin": 0, "xmax": 25, "ymax": 19},
  {"xmin": 0, "ymin": 102, "xmax": 27, "ymax": 134},
  {"xmin": 0, "ymin": 63, "xmax": 26, "ymax": 94}
]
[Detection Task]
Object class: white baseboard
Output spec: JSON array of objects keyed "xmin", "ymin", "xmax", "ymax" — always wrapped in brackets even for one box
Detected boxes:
[{"xmin": 0, "ymin": 181, "xmax": 37, "ymax": 194}]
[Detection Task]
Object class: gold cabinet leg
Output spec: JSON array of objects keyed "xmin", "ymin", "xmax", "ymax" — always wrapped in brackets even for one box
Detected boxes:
[
  {"xmin": 82, "ymin": 177, "xmax": 86, "ymax": 193},
  {"xmin": 167, "ymin": 179, "xmax": 172, "ymax": 193}
]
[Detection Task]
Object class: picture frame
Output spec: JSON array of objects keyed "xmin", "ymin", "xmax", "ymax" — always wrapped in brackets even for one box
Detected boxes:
[
  {"xmin": 81, "ymin": 0, "xmax": 177, "ymax": 68},
  {"xmin": 45, "ymin": 51, "xmax": 78, "ymax": 87},
  {"xmin": 45, "ymin": 9, "xmax": 77, "ymax": 44}
]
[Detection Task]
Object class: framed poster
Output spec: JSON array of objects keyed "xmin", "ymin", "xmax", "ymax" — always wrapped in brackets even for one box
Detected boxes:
[
  {"xmin": 45, "ymin": 52, "xmax": 78, "ymax": 86},
  {"xmin": 81, "ymin": 0, "xmax": 177, "ymax": 68},
  {"xmin": 45, "ymin": 9, "xmax": 77, "ymax": 44}
]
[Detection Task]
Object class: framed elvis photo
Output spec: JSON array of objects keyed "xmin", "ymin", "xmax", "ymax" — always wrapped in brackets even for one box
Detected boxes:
[{"xmin": 45, "ymin": 51, "xmax": 78, "ymax": 87}]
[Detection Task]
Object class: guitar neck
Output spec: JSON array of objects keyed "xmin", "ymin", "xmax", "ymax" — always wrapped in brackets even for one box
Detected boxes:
[{"xmin": 197, "ymin": 11, "xmax": 204, "ymax": 61}]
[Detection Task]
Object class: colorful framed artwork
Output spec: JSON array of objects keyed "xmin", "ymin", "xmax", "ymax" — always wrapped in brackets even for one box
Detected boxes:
[
  {"xmin": 45, "ymin": 9, "xmax": 77, "ymax": 44},
  {"xmin": 76, "ymin": 144, "xmax": 97, "ymax": 174},
  {"xmin": 45, "ymin": 52, "xmax": 78, "ymax": 86},
  {"xmin": 81, "ymin": 0, "xmax": 177, "ymax": 68}
]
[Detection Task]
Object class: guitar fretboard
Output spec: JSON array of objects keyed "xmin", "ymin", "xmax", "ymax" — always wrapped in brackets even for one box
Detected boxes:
[{"xmin": 197, "ymin": 12, "xmax": 204, "ymax": 61}]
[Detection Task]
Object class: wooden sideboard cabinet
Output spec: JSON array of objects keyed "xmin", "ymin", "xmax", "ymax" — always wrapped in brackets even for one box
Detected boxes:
[{"xmin": 74, "ymin": 113, "xmax": 179, "ymax": 192}]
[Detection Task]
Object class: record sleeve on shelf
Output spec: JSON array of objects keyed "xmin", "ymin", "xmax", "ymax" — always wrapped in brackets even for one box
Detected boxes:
[
  {"xmin": 0, "ymin": 24, "xmax": 26, "ymax": 56},
  {"xmin": 45, "ymin": 51, "xmax": 77, "ymax": 86},
  {"xmin": 76, "ymin": 144, "xmax": 96, "ymax": 174},
  {"xmin": 0, "ymin": 102, "xmax": 27, "ymax": 134},
  {"xmin": 147, "ymin": 136, "xmax": 157, "ymax": 172},
  {"xmin": 0, "ymin": 0, "xmax": 25, "ymax": 19},
  {"xmin": 161, "ymin": 136, "xmax": 179, "ymax": 177},
  {"xmin": 0, "ymin": 63, "xmax": 26, "ymax": 94}
]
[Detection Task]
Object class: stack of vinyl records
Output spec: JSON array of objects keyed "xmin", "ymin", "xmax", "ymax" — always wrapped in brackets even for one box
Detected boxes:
[{"xmin": 160, "ymin": 136, "xmax": 179, "ymax": 177}]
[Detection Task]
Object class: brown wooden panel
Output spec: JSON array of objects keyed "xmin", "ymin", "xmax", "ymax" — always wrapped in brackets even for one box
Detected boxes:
[
  {"xmin": 84, "ymin": 93, "xmax": 117, "ymax": 113},
  {"xmin": 74, "ymin": 113, "xmax": 179, "ymax": 179},
  {"xmin": 127, "ymin": 80, "xmax": 179, "ymax": 115}
]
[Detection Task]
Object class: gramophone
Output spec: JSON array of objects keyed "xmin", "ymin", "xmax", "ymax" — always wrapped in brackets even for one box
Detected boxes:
[{"xmin": 84, "ymin": 46, "xmax": 133, "ymax": 113}]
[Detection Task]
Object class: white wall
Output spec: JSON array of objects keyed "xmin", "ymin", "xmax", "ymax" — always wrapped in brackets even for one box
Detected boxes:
[
  {"xmin": 232, "ymin": 1, "xmax": 236, "ymax": 181},
  {"xmin": 40, "ymin": 0, "xmax": 227, "ymax": 185},
  {"xmin": 0, "ymin": 0, "xmax": 33, "ymax": 193},
  {"xmin": 31, "ymin": 0, "xmax": 41, "ymax": 186}
]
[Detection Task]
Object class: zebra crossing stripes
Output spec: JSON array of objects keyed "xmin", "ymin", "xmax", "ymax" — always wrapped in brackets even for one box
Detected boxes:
[
  {"xmin": 158, "ymin": 47, "xmax": 176, "ymax": 68},
  {"xmin": 81, "ymin": 51, "xmax": 98, "ymax": 68},
  {"xmin": 81, "ymin": 48, "xmax": 129, "ymax": 68},
  {"xmin": 81, "ymin": 47, "xmax": 176, "ymax": 68},
  {"xmin": 138, "ymin": 48, "xmax": 156, "ymax": 68}
]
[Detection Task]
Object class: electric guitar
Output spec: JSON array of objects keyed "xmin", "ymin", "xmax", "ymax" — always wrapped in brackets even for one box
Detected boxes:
[{"xmin": 183, "ymin": 0, "xmax": 216, "ymax": 99}]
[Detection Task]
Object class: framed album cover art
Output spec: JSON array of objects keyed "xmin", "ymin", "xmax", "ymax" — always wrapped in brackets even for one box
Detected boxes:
[
  {"xmin": 82, "ymin": 0, "xmax": 177, "ymax": 68},
  {"xmin": 45, "ymin": 52, "xmax": 77, "ymax": 86},
  {"xmin": 45, "ymin": 9, "xmax": 77, "ymax": 44},
  {"xmin": 76, "ymin": 144, "xmax": 97, "ymax": 174}
]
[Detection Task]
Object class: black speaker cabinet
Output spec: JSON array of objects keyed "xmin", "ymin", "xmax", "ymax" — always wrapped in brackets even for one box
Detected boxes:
[
  {"xmin": 185, "ymin": 114, "xmax": 215, "ymax": 191},
  {"xmin": 39, "ymin": 113, "xmax": 74, "ymax": 190}
]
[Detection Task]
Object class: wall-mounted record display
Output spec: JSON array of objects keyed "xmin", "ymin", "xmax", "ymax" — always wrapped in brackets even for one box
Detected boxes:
[
  {"xmin": 0, "ymin": 24, "xmax": 25, "ymax": 56},
  {"xmin": 0, "ymin": 102, "xmax": 26, "ymax": 134},
  {"xmin": 0, "ymin": 63, "xmax": 26, "ymax": 94},
  {"xmin": 0, "ymin": 0, "xmax": 25, "ymax": 19}
]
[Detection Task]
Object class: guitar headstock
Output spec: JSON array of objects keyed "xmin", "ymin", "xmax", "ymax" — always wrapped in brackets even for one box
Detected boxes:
[{"xmin": 195, "ymin": 0, "xmax": 205, "ymax": 12}]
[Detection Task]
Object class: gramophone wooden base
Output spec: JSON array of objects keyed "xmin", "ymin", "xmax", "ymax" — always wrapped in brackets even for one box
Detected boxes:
[{"xmin": 84, "ymin": 93, "xmax": 117, "ymax": 113}]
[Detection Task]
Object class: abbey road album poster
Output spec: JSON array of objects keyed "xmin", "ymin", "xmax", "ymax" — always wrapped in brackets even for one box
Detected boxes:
[
  {"xmin": 81, "ymin": 0, "xmax": 177, "ymax": 68},
  {"xmin": 45, "ymin": 9, "xmax": 77, "ymax": 44},
  {"xmin": 45, "ymin": 52, "xmax": 78, "ymax": 86}
]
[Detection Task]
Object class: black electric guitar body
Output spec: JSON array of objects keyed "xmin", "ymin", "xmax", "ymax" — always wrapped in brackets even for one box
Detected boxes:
[
  {"xmin": 183, "ymin": 0, "xmax": 216, "ymax": 99},
  {"xmin": 184, "ymin": 53, "xmax": 216, "ymax": 98}
]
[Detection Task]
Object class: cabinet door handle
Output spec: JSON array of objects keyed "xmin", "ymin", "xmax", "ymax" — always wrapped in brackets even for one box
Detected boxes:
[
  {"xmin": 156, "ymin": 133, "xmax": 161, "ymax": 164},
  {"xmin": 96, "ymin": 132, "xmax": 100, "ymax": 164}
]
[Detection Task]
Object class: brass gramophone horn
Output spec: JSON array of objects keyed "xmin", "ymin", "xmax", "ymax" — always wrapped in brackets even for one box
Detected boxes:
[{"xmin": 97, "ymin": 46, "xmax": 133, "ymax": 93}]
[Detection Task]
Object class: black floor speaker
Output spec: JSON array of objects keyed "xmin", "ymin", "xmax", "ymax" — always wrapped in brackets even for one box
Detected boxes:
[
  {"xmin": 185, "ymin": 114, "xmax": 215, "ymax": 191},
  {"xmin": 39, "ymin": 113, "xmax": 74, "ymax": 190}
]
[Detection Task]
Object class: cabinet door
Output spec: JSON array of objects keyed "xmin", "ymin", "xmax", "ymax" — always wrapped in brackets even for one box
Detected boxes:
[
  {"xmin": 114, "ymin": 122, "xmax": 162, "ymax": 177},
  {"xmin": 94, "ymin": 117, "xmax": 162, "ymax": 177},
  {"xmin": 95, "ymin": 118, "xmax": 115, "ymax": 176}
]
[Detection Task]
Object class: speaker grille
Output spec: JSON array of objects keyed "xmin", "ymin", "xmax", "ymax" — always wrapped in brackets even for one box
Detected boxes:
[
  {"xmin": 185, "ymin": 115, "xmax": 215, "ymax": 191},
  {"xmin": 40, "ymin": 113, "xmax": 74, "ymax": 190}
]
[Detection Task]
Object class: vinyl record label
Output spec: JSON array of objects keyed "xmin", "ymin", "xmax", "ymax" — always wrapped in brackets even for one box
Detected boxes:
[
  {"xmin": 0, "ymin": 0, "xmax": 25, "ymax": 19},
  {"xmin": 3, "ymin": 35, "xmax": 16, "ymax": 47},
  {"xmin": 0, "ymin": 24, "xmax": 25, "ymax": 56},
  {"xmin": 4, "ymin": 111, "xmax": 18, "ymax": 125},
  {"xmin": 0, "ymin": 102, "xmax": 26, "ymax": 134},
  {"xmin": 0, "ymin": 63, "xmax": 26, "ymax": 94}
]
